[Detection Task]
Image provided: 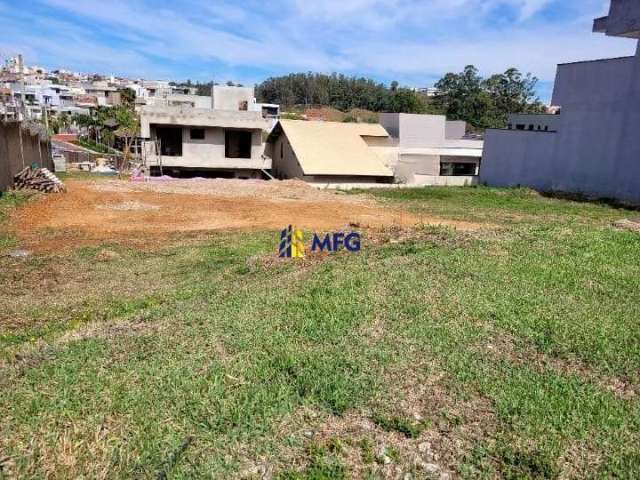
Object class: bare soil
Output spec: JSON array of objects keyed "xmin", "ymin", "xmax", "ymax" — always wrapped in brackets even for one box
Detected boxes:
[{"xmin": 10, "ymin": 178, "xmax": 480, "ymax": 252}]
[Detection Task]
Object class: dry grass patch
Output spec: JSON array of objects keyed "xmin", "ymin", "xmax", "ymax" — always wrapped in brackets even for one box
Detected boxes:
[
  {"xmin": 482, "ymin": 334, "xmax": 639, "ymax": 400},
  {"xmin": 245, "ymin": 365, "xmax": 497, "ymax": 479}
]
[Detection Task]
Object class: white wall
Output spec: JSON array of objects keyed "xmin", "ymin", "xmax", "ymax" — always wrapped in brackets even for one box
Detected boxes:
[
  {"xmin": 148, "ymin": 126, "xmax": 266, "ymax": 170},
  {"xmin": 445, "ymin": 121, "xmax": 466, "ymax": 139},
  {"xmin": 413, "ymin": 175, "xmax": 479, "ymax": 186},
  {"xmin": 398, "ymin": 114, "xmax": 446, "ymax": 148},
  {"xmin": 394, "ymin": 154, "xmax": 440, "ymax": 183},
  {"xmin": 213, "ymin": 86, "xmax": 255, "ymax": 111}
]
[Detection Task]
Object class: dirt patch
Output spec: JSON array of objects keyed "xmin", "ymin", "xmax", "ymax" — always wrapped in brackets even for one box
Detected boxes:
[
  {"xmin": 240, "ymin": 366, "xmax": 497, "ymax": 479},
  {"xmin": 482, "ymin": 335, "xmax": 639, "ymax": 400},
  {"xmin": 613, "ymin": 219, "xmax": 640, "ymax": 233},
  {"xmin": 96, "ymin": 201, "xmax": 161, "ymax": 212},
  {"xmin": 55, "ymin": 318, "xmax": 163, "ymax": 346},
  {"xmin": 10, "ymin": 179, "xmax": 485, "ymax": 253}
]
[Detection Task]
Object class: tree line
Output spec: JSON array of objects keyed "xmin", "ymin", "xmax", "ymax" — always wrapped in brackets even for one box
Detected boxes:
[
  {"xmin": 255, "ymin": 73, "xmax": 426, "ymax": 115},
  {"xmin": 255, "ymin": 67, "xmax": 545, "ymax": 130}
]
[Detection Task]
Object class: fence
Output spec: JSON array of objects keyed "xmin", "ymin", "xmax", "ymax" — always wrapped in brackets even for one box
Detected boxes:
[{"xmin": 0, "ymin": 120, "xmax": 52, "ymax": 192}]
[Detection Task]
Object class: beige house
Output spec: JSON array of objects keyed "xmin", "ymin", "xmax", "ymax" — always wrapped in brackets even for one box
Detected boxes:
[{"xmin": 266, "ymin": 120, "xmax": 394, "ymax": 187}]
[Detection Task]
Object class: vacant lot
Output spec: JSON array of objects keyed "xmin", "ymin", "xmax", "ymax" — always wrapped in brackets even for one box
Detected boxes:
[
  {"xmin": 1, "ymin": 179, "xmax": 639, "ymax": 479},
  {"xmin": 9, "ymin": 178, "xmax": 445, "ymax": 253}
]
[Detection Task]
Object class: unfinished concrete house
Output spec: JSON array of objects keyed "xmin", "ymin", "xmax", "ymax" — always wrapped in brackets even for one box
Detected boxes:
[
  {"xmin": 140, "ymin": 108, "xmax": 271, "ymax": 179},
  {"xmin": 481, "ymin": 0, "xmax": 640, "ymax": 204},
  {"xmin": 266, "ymin": 120, "xmax": 394, "ymax": 187},
  {"xmin": 379, "ymin": 114, "xmax": 484, "ymax": 186},
  {"xmin": 142, "ymin": 85, "xmax": 280, "ymax": 126}
]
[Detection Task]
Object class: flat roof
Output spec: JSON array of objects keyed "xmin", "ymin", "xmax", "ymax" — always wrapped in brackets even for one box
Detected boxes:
[
  {"xmin": 139, "ymin": 106, "xmax": 270, "ymax": 137},
  {"xmin": 557, "ymin": 55, "xmax": 635, "ymax": 66}
]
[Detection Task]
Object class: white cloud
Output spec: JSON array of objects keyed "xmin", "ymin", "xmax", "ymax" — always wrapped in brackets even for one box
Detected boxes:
[
  {"xmin": 340, "ymin": 24, "xmax": 636, "ymax": 80},
  {"xmin": 1, "ymin": 0, "xmax": 635, "ymax": 89}
]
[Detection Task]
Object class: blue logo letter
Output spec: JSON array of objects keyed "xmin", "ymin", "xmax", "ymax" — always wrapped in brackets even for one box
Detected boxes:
[
  {"xmin": 332, "ymin": 232, "xmax": 345, "ymax": 251},
  {"xmin": 312, "ymin": 234, "xmax": 332, "ymax": 252},
  {"xmin": 345, "ymin": 232, "xmax": 361, "ymax": 252}
]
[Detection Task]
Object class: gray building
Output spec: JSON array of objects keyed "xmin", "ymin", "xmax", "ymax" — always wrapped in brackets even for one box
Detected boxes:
[
  {"xmin": 379, "ymin": 113, "xmax": 484, "ymax": 186},
  {"xmin": 481, "ymin": 0, "xmax": 640, "ymax": 205}
]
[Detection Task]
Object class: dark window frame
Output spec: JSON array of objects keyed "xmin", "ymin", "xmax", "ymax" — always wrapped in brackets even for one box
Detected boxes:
[
  {"xmin": 225, "ymin": 130, "xmax": 253, "ymax": 159},
  {"xmin": 440, "ymin": 162, "xmax": 478, "ymax": 177},
  {"xmin": 155, "ymin": 126, "xmax": 183, "ymax": 157},
  {"xmin": 190, "ymin": 128, "xmax": 205, "ymax": 140}
]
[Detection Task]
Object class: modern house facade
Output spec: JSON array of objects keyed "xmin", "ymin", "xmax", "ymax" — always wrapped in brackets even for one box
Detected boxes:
[
  {"xmin": 264, "ymin": 115, "xmax": 484, "ymax": 188},
  {"xmin": 379, "ymin": 113, "xmax": 484, "ymax": 186},
  {"xmin": 481, "ymin": 0, "xmax": 640, "ymax": 204}
]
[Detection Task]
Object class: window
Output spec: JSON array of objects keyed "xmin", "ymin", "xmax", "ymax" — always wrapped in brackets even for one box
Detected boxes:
[
  {"xmin": 516, "ymin": 124, "xmax": 525, "ymax": 130},
  {"xmin": 190, "ymin": 128, "xmax": 205, "ymax": 140},
  {"xmin": 440, "ymin": 162, "xmax": 477, "ymax": 176},
  {"xmin": 156, "ymin": 127, "xmax": 183, "ymax": 156},
  {"xmin": 262, "ymin": 106, "xmax": 279, "ymax": 118},
  {"xmin": 225, "ymin": 130, "xmax": 252, "ymax": 159},
  {"xmin": 528, "ymin": 124, "xmax": 534, "ymax": 131}
]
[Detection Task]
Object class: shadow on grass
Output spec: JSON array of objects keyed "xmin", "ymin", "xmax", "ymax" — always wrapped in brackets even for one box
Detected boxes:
[{"xmin": 539, "ymin": 190, "xmax": 640, "ymax": 212}]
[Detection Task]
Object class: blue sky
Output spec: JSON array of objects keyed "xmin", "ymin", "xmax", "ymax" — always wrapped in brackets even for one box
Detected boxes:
[{"xmin": 0, "ymin": 0, "xmax": 636, "ymax": 102}]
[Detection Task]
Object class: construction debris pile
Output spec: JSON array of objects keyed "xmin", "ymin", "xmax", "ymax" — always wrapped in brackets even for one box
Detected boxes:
[{"xmin": 13, "ymin": 166, "xmax": 66, "ymax": 193}]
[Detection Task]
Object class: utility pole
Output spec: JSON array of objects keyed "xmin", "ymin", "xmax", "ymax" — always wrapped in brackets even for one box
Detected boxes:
[
  {"xmin": 18, "ymin": 54, "xmax": 26, "ymax": 121},
  {"xmin": 210, "ymin": 78, "xmax": 219, "ymax": 110},
  {"xmin": 43, "ymin": 99, "xmax": 50, "ymax": 134}
]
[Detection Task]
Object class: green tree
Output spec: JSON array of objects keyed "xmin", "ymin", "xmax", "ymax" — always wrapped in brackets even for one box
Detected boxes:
[
  {"xmin": 255, "ymin": 73, "xmax": 427, "ymax": 115},
  {"xmin": 433, "ymin": 65, "xmax": 545, "ymax": 129},
  {"xmin": 118, "ymin": 88, "xmax": 136, "ymax": 110},
  {"xmin": 113, "ymin": 107, "xmax": 139, "ymax": 171},
  {"xmin": 47, "ymin": 112, "xmax": 71, "ymax": 135}
]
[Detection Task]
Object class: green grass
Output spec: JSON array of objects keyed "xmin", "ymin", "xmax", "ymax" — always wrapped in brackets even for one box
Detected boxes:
[
  {"xmin": 1, "ymin": 187, "xmax": 639, "ymax": 478},
  {"xmin": 73, "ymin": 137, "xmax": 117, "ymax": 154},
  {"xmin": 372, "ymin": 414, "xmax": 429, "ymax": 438},
  {"xmin": 0, "ymin": 191, "xmax": 32, "ymax": 251},
  {"xmin": 56, "ymin": 170, "xmax": 118, "ymax": 181}
]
